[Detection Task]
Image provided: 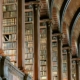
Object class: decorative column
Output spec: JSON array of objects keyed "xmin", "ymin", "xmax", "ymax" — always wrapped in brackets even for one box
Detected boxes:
[
  {"xmin": 33, "ymin": 3, "xmax": 40, "ymax": 80},
  {"xmin": 57, "ymin": 34, "xmax": 62, "ymax": 80},
  {"xmin": 47, "ymin": 21, "xmax": 52, "ymax": 80},
  {"xmin": 67, "ymin": 48, "xmax": 72, "ymax": 80},
  {"xmin": 18, "ymin": 0, "xmax": 24, "ymax": 69},
  {"xmin": 52, "ymin": 33, "xmax": 62, "ymax": 80}
]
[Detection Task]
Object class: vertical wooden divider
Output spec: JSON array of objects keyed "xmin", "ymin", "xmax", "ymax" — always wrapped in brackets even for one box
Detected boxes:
[
  {"xmin": 18, "ymin": 0, "xmax": 23, "ymax": 69},
  {"xmin": 33, "ymin": 3, "xmax": 40, "ymax": 80},
  {"xmin": 47, "ymin": 21, "xmax": 52, "ymax": 80},
  {"xmin": 57, "ymin": 34, "xmax": 62, "ymax": 80},
  {"xmin": 67, "ymin": 48, "xmax": 72, "ymax": 80}
]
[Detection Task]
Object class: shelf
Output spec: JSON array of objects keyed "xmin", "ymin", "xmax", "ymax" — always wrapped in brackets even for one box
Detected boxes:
[
  {"xmin": 3, "ymin": 40, "xmax": 16, "ymax": 42},
  {"xmin": 3, "ymin": 16, "xmax": 17, "ymax": 19},
  {"xmin": 3, "ymin": 48, "xmax": 17, "ymax": 50},
  {"xmin": 40, "ymin": 26, "xmax": 46, "ymax": 29},
  {"xmin": 25, "ymin": 9, "xmax": 33, "ymax": 12},
  {"xmin": 25, "ymin": 21, "xmax": 33, "ymax": 24},
  {"xmin": 3, "ymin": 24, "xmax": 16, "ymax": 27}
]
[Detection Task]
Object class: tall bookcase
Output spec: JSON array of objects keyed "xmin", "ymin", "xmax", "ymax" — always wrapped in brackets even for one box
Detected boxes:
[
  {"xmin": 2, "ymin": 0, "xmax": 17, "ymax": 66},
  {"xmin": 40, "ymin": 22, "xmax": 47, "ymax": 80},
  {"xmin": 72, "ymin": 60, "xmax": 76, "ymax": 80},
  {"xmin": 51, "ymin": 35, "xmax": 58, "ymax": 80},
  {"xmin": 62, "ymin": 49, "xmax": 68, "ymax": 80},
  {"xmin": 24, "ymin": 4, "xmax": 34, "ymax": 79}
]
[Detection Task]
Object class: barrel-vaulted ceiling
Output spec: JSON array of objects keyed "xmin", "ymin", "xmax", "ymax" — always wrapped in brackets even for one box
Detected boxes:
[{"xmin": 40, "ymin": 0, "xmax": 80, "ymax": 56}]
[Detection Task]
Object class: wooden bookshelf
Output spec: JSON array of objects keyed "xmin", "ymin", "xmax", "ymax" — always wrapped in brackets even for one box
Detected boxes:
[
  {"xmin": 72, "ymin": 61, "xmax": 77, "ymax": 80},
  {"xmin": 40, "ymin": 22, "xmax": 47, "ymax": 80},
  {"xmin": 62, "ymin": 49, "xmax": 68, "ymax": 80},
  {"xmin": 24, "ymin": 4, "xmax": 34, "ymax": 79},
  {"xmin": 51, "ymin": 35, "xmax": 58, "ymax": 80},
  {"xmin": 2, "ymin": 0, "xmax": 17, "ymax": 66}
]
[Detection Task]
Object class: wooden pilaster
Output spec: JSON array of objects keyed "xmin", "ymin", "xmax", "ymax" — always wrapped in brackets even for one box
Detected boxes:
[
  {"xmin": 57, "ymin": 34, "xmax": 62, "ymax": 80},
  {"xmin": 18, "ymin": 0, "xmax": 24, "ymax": 68},
  {"xmin": 47, "ymin": 21, "xmax": 52, "ymax": 80},
  {"xmin": 33, "ymin": 3, "xmax": 40, "ymax": 80},
  {"xmin": 67, "ymin": 48, "xmax": 72, "ymax": 80}
]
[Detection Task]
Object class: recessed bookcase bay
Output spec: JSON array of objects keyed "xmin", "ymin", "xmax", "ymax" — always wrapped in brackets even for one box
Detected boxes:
[
  {"xmin": 2, "ymin": 0, "xmax": 17, "ymax": 66},
  {"xmin": 51, "ymin": 35, "xmax": 58, "ymax": 80},
  {"xmin": 40, "ymin": 22, "xmax": 47, "ymax": 80},
  {"xmin": 24, "ymin": 4, "xmax": 34, "ymax": 79},
  {"xmin": 72, "ymin": 60, "xmax": 77, "ymax": 80},
  {"xmin": 62, "ymin": 50, "xmax": 68, "ymax": 80}
]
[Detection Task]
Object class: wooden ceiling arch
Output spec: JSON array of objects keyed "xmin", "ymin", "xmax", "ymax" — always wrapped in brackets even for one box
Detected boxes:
[
  {"xmin": 70, "ymin": 8, "xmax": 80, "ymax": 40},
  {"xmin": 60, "ymin": 0, "xmax": 71, "ymax": 30},
  {"xmin": 70, "ymin": 12, "xmax": 80, "ymax": 56}
]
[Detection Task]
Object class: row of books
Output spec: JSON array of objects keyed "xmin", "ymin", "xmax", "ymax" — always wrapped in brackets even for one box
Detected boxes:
[
  {"xmin": 40, "ymin": 55, "xmax": 46, "ymax": 60},
  {"xmin": 40, "ymin": 38, "xmax": 47, "ymax": 43},
  {"xmin": 25, "ymin": 17, "xmax": 33, "ymax": 22},
  {"xmin": 25, "ymin": 12, "xmax": 33, "ymax": 16},
  {"xmin": 25, "ymin": 53, "xmax": 33, "ymax": 59},
  {"xmin": 3, "ymin": 11, "xmax": 17, "ymax": 18},
  {"xmin": 3, "ymin": 34, "xmax": 16, "ymax": 41},
  {"xmin": 52, "ymin": 66, "xmax": 57, "ymax": 72},
  {"xmin": 40, "ymin": 45, "xmax": 47, "ymax": 50},
  {"xmin": 3, "ymin": 0, "xmax": 17, "ymax": 4},
  {"xmin": 52, "ymin": 62, "xmax": 58, "ymax": 66},
  {"xmin": 52, "ymin": 36, "xmax": 57, "ymax": 40},
  {"xmin": 40, "ymin": 61, "xmax": 47, "ymax": 65},
  {"xmin": 25, "ymin": 65, "xmax": 33, "ymax": 70},
  {"xmin": 52, "ymin": 57, "xmax": 57, "ymax": 62},
  {"xmin": 2, "ymin": 42, "xmax": 17, "ymax": 49},
  {"xmin": 3, "ymin": 5, "xmax": 17, "ymax": 12},
  {"xmin": 52, "ymin": 48, "xmax": 57, "ymax": 52},
  {"xmin": 40, "ymin": 50, "xmax": 46, "ymax": 53},
  {"xmin": 25, "ymin": 24, "xmax": 33, "ymax": 29},
  {"xmin": 25, "ymin": 35, "xmax": 33, "ymax": 41},
  {"xmin": 40, "ymin": 34, "xmax": 47, "ymax": 38},
  {"xmin": 4, "ymin": 50, "xmax": 16, "ymax": 55},
  {"xmin": 25, "ymin": 59, "xmax": 33, "ymax": 64},
  {"xmin": 25, "ymin": 29, "xmax": 33, "ymax": 35},
  {"xmin": 62, "ymin": 64, "xmax": 67, "ymax": 72},
  {"xmin": 40, "ymin": 71, "xmax": 47, "ymax": 76},
  {"xmin": 25, "ymin": 47, "xmax": 33, "ymax": 53},
  {"xmin": 25, "ymin": 42, "xmax": 33, "ymax": 48},
  {"xmin": 3, "ymin": 18, "xmax": 17, "ymax": 26},
  {"xmin": 52, "ymin": 72, "xmax": 57, "ymax": 76},
  {"xmin": 3, "ymin": 26, "xmax": 16, "ymax": 34},
  {"xmin": 40, "ymin": 66, "xmax": 47, "ymax": 71},
  {"xmin": 62, "ymin": 54, "xmax": 67, "ymax": 63},
  {"xmin": 52, "ymin": 42, "xmax": 57, "ymax": 47}
]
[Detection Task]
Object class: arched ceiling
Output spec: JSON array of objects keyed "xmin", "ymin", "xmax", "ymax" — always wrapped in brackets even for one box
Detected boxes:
[
  {"xmin": 50, "ymin": 0, "xmax": 80, "ymax": 55},
  {"xmin": 25, "ymin": 0, "xmax": 80, "ymax": 56}
]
